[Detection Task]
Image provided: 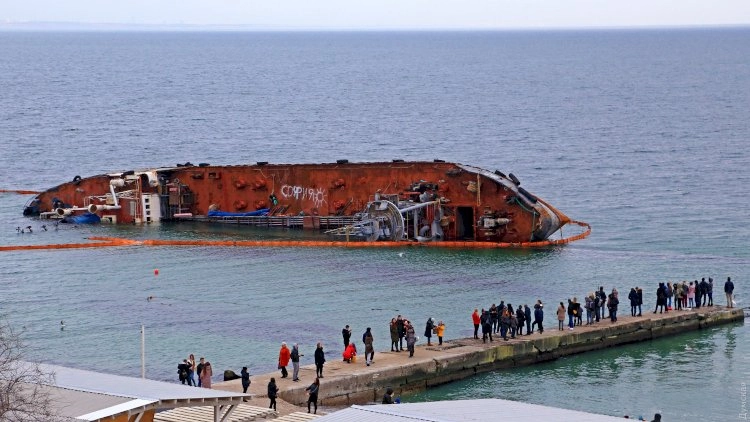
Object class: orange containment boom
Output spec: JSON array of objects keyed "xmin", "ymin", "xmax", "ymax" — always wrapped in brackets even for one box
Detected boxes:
[
  {"xmin": 0, "ymin": 221, "xmax": 589, "ymax": 252},
  {"xmin": 0, "ymin": 189, "xmax": 41, "ymax": 195}
]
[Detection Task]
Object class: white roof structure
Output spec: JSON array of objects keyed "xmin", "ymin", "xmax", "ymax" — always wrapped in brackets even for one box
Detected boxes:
[
  {"xmin": 38, "ymin": 364, "xmax": 249, "ymax": 421},
  {"xmin": 315, "ymin": 399, "xmax": 629, "ymax": 422}
]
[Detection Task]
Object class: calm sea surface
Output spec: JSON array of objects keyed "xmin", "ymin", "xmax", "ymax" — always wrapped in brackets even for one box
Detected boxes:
[{"xmin": 0, "ymin": 29, "xmax": 749, "ymax": 420}]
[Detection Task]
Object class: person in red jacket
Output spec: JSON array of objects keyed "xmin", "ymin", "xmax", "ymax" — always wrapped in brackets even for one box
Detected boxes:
[
  {"xmin": 342, "ymin": 342, "xmax": 357, "ymax": 363},
  {"xmin": 278, "ymin": 342, "xmax": 291, "ymax": 378},
  {"xmin": 472, "ymin": 309, "xmax": 481, "ymax": 339}
]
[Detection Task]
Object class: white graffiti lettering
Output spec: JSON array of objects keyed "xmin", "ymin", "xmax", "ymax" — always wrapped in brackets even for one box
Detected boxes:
[{"xmin": 280, "ymin": 184, "xmax": 327, "ymax": 208}]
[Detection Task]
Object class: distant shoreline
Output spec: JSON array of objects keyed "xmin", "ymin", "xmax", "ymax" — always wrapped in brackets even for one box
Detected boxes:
[{"xmin": 1, "ymin": 22, "xmax": 749, "ymax": 33}]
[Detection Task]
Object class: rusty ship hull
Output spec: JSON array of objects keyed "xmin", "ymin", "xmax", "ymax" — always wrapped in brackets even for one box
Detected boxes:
[{"xmin": 23, "ymin": 161, "xmax": 578, "ymax": 244}]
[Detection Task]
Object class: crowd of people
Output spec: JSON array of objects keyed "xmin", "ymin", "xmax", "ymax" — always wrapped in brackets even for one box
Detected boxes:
[
  {"xmin": 473, "ymin": 300, "xmax": 547, "ymax": 341},
  {"xmin": 176, "ymin": 354, "xmax": 213, "ymax": 388},
  {"xmin": 175, "ymin": 275, "xmax": 735, "ymax": 419},
  {"xmin": 470, "ymin": 276, "xmax": 736, "ymax": 339}
]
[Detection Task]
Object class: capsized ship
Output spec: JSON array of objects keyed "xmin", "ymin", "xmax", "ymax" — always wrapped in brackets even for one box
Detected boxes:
[{"xmin": 23, "ymin": 160, "xmax": 588, "ymax": 245}]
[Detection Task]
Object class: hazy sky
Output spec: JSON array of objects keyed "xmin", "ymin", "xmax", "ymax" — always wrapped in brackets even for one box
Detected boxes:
[{"xmin": 2, "ymin": 0, "xmax": 750, "ymax": 29}]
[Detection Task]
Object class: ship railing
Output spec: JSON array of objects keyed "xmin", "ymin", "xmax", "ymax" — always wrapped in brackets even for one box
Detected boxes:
[{"xmin": 197, "ymin": 215, "xmax": 359, "ymax": 229}]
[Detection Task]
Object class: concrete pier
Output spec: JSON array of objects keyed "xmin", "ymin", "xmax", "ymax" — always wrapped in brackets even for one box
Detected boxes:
[{"xmin": 216, "ymin": 306, "xmax": 745, "ymax": 408}]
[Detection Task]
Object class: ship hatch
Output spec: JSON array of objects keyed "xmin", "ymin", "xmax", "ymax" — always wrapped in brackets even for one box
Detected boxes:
[{"xmin": 456, "ymin": 206, "xmax": 474, "ymax": 240}]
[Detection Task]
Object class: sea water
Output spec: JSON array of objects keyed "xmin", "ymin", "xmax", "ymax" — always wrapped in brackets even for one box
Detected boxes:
[{"xmin": 0, "ymin": 29, "xmax": 748, "ymax": 420}]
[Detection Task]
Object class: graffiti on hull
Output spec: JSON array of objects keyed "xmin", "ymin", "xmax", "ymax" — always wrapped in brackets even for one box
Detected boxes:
[{"xmin": 280, "ymin": 184, "xmax": 327, "ymax": 208}]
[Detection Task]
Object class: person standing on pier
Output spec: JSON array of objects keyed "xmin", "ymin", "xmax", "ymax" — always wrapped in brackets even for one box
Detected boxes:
[
  {"xmin": 585, "ymin": 294, "xmax": 594, "ymax": 324},
  {"xmin": 680, "ymin": 280, "xmax": 690, "ymax": 309},
  {"xmin": 700, "ymin": 278, "xmax": 710, "ymax": 307},
  {"xmin": 278, "ymin": 342, "xmax": 291, "ymax": 379},
  {"xmin": 240, "ymin": 367, "xmax": 251, "ymax": 394},
  {"xmin": 707, "ymin": 277, "xmax": 714, "ymax": 306},
  {"xmin": 177, "ymin": 359, "xmax": 190, "ymax": 385},
  {"xmin": 187, "ymin": 354, "xmax": 196, "ymax": 387},
  {"xmin": 406, "ymin": 321, "xmax": 417, "ymax": 357},
  {"xmin": 695, "ymin": 279, "xmax": 703, "ymax": 309},
  {"xmin": 532, "ymin": 301, "xmax": 544, "ymax": 333},
  {"xmin": 290, "ymin": 343, "xmax": 302, "ymax": 381},
  {"xmin": 608, "ymin": 289, "xmax": 619, "ymax": 322},
  {"xmin": 557, "ymin": 302, "xmax": 566, "ymax": 331},
  {"xmin": 342, "ymin": 325, "xmax": 352, "ymax": 349},
  {"xmin": 688, "ymin": 281, "xmax": 696, "ymax": 308},
  {"xmin": 667, "ymin": 282, "xmax": 674, "ymax": 309},
  {"xmin": 524, "ymin": 304, "xmax": 532, "ymax": 335},
  {"xmin": 397, "ymin": 316, "xmax": 406, "ymax": 351},
  {"xmin": 516, "ymin": 305, "xmax": 526, "ymax": 335},
  {"xmin": 500, "ymin": 307, "xmax": 511, "ymax": 340},
  {"xmin": 654, "ymin": 283, "xmax": 666, "ymax": 314},
  {"xmin": 472, "ymin": 309, "xmax": 481, "ymax": 339},
  {"xmin": 305, "ymin": 377, "xmax": 320, "ymax": 414},
  {"xmin": 200, "ymin": 361, "xmax": 213, "ymax": 388},
  {"xmin": 567, "ymin": 299, "xmax": 576, "ymax": 330},
  {"xmin": 314, "ymin": 342, "xmax": 325, "ymax": 378},
  {"xmin": 424, "ymin": 318, "xmax": 435, "ymax": 346},
  {"xmin": 436, "ymin": 320, "xmax": 445, "ymax": 345},
  {"xmin": 628, "ymin": 288, "xmax": 638, "ymax": 317},
  {"xmin": 267, "ymin": 377, "xmax": 279, "ymax": 411},
  {"xmin": 196, "ymin": 357, "xmax": 205, "ymax": 387},
  {"xmin": 390, "ymin": 318, "xmax": 399, "ymax": 351},
  {"xmin": 725, "ymin": 277, "xmax": 734, "ymax": 308},
  {"xmin": 593, "ymin": 292, "xmax": 601, "ymax": 322},
  {"xmin": 598, "ymin": 287, "xmax": 608, "ymax": 319},
  {"xmin": 489, "ymin": 304, "xmax": 498, "ymax": 334},
  {"xmin": 481, "ymin": 310, "xmax": 493, "ymax": 342},
  {"xmin": 363, "ymin": 327, "xmax": 374, "ymax": 366}
]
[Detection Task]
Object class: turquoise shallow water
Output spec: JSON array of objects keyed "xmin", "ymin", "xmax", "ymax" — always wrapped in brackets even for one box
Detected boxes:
[{"xmin": 1, "ymin": 29, "xmax": 749, "ymax": 421}]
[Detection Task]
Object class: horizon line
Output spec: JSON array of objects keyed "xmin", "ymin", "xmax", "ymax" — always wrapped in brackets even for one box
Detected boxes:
[{"xmin": 1, "ymin": 21, "xmax": 749, "ymax": 33}]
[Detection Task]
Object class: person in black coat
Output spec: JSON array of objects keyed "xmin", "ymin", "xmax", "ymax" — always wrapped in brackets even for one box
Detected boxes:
[
  {"xmin": 177, "ymin": 360, "xmax": 190, "ymax": 384},
  {"xmin": 699, "ymin": 278, "xmax": 710, "ymax": 306},
  {"xmin": 267, "ymin": 377, "xmax": 279, "ymax": 411},
  {"xmin": 628, "ymin": 288, "xmax": 638, "ymax": 317},
  {"xmin": 342, "ymin": 325, "xmax": 352, "ymax": 348},
  {"xmin": 314, "ymin": 342, "xmax": 325, "ymax": 378},
  {"xmin": 653, "ymin": 283, "xmax": 666, "ymax": 314},
  {"xmin": 636, "ymin": 287, "xmax": 644, "ymax": 316},
  {"xmin": 524, "ymin": 304, "xmax": 532, "ymax": 335},
  {"xmin": 599, "ymin": 287, "xmax": 608, "ymax": 318},
  {"xmin": 424, "ymin": 318, "xmax": 435, "ymax": 346},
  {"xmin": 396, "ymin": 316, "xmax": 405, "ymax": 351},
  {"xmin": 240, "ymin": 367, "xmax": 251, "ymax": 394},
  {"xmin": 695, "ymin": 278, "xmax": 703, "ymax": 309},
  {"xmin": 480, "ymin": 310, "xmax": 493, "ymax": 342},
  {"xmin": 516, "ymin": 305, "xmax": 526, "ymax": 336}
]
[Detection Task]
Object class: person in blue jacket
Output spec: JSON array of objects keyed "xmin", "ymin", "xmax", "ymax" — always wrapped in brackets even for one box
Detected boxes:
[{"xmin": 531, "ymin": 300, "xmax": 544, "ymax": 334}]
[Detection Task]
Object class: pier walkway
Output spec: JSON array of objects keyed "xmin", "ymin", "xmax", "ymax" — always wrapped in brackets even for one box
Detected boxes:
[{"xmin": 216, "ymin": 306, "xmax": 745, "ymax": 409}]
